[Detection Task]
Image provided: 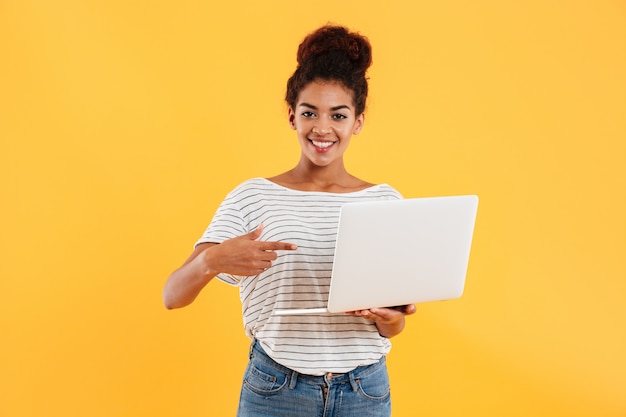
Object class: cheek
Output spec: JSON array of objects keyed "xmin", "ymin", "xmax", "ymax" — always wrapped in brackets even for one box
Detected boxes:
[
  {"xmin": 340, "ymin": 127, "xmax": 355, "ymax": 138},
  {"xmin": 295, "ymin": 121, "xmax": 312, "ymax": 135}
]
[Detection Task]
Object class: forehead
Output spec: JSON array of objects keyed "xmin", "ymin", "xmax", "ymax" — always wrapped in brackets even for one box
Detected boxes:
[{"xmin": 296, "ymin": 80, "xmax": 355, "ymax": 109}]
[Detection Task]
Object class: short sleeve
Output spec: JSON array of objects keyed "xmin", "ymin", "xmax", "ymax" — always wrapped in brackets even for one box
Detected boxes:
[{"xmin": 195, "ymin": 190, "xmax": 249, "ymax": 286}]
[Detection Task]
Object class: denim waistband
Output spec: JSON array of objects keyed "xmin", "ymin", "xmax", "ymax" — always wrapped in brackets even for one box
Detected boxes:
[{"xmin": 249, "ymin": 340, "xmax": 386, "ymax": 389}]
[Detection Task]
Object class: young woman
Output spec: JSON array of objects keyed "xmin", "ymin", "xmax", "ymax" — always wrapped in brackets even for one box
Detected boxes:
[{"xmin": 163, "ymin": 25, "xmax": 416, "ymax": 417}]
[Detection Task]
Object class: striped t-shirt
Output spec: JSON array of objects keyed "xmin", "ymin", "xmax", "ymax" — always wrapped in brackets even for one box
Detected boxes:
[{"xmin": 196, "ymin": 177, "xmax": 403, "ymax": 375}]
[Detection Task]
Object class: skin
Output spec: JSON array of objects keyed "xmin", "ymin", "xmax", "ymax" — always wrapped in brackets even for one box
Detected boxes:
[{"xmin": 163, "ymin": 79, "xmax": 415, "ymax": 338}]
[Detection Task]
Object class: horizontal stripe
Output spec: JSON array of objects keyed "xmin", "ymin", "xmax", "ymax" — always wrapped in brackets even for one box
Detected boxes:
[{"xmin": 196, "ymin": 177, "xmax": 402, "ymax": 375}]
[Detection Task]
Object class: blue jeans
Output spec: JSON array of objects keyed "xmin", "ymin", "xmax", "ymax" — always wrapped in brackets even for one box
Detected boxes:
[{"xmin": 236, "ymin": 341, "xmax": 391, "ymax": 417}]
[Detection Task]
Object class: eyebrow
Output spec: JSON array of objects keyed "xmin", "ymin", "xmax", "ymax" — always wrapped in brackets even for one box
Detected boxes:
[{"xmin": 298, "ymin": 103, "xmax": 352, "ymax": 112}]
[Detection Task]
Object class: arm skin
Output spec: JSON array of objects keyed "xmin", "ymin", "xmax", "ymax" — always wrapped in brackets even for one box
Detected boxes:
[
  {"xmin": 163, "ymin": 225, "xmax": 297, "ymax": 309},
  {"xmin": 347, "ymin": 304, "xmax": 417, "ymax": 338}
]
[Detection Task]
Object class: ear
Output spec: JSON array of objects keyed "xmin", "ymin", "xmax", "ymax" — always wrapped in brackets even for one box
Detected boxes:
[
  {"xmin": 352, "ymin": 113, "xmax": 365, "ymax": 135},
  {"xmin": 288, "ymin": 107, "xmax": 297, "ymax": 130}
]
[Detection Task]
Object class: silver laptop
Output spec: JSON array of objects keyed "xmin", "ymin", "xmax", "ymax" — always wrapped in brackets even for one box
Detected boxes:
[{"xmin": 273, "ymin": 195, "xmax": 479, "ymax": 315}]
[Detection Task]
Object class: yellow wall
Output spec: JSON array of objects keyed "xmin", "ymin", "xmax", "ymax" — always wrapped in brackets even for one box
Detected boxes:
[{"xmin": 1, "ymin": 1, "xmax": 624, "ymax": 416}]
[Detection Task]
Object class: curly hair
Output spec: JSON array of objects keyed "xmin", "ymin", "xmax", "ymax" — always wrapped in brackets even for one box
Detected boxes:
[{"xmin": 285, "ymin": 25, "xmax": 373, "ymax": 115}]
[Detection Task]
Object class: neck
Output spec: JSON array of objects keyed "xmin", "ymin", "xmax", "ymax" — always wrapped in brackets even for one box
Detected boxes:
[
  {"xmin": 291, "ymin": 156, "xmax": 350, "ymax": 187},
  {"xmin": 266, "ymin": 156, "xmax": 373, "ymax": 193}
]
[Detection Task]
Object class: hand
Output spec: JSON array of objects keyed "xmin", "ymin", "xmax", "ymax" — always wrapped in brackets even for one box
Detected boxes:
[
  {"xmin": 347, "ymin": 304, "xmax": 416, "ymax": 322},
  {"xmin": 202, "ymin": 224, "xmax": 298, "ymax": 277},
  {"xmin": 346, "ymin": 304, "xmax": 416, "ymax": 338}
]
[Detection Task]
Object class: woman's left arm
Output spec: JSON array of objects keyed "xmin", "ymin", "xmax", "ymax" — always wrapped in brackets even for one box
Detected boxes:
[{"xmin": 347, "ymin": 305, "xmax": 417, "ymax": 338}]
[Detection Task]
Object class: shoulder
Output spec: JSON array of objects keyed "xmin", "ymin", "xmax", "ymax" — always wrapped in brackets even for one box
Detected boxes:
[
  {"xmin": 226, "ymin": 178, "xmax": 276, "ymax": 196},
  {"xmin": 364, "ymin": 183, "xmax": 404, "ymax": 200},
  {"xmin": 216, "ymin": 178, "xmax": 279, "ymax": 210}
]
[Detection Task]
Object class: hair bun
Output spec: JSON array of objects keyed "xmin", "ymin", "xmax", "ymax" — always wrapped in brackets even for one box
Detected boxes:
[
  {"xmin": 286, "ymin": 25, "xmax": 372, "ymax": 115},
  {"xmin": 296, "ymin": 26, "xmax": 372, "ymax": 74}
]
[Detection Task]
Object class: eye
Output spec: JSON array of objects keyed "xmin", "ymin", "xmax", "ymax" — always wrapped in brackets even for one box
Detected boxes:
[
  {"xmin": 331, "ymin": 113, "xmax": 347, "ymax": 120},
  {"xmin": 301, "ymin": 111, "xmax": 316, "ymax": 118}
]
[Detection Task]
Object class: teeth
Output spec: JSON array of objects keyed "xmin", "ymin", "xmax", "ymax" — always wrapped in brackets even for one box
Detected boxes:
[{"xmin": 312, "ymin": 140, "xmax": 334, "ymax": 148}]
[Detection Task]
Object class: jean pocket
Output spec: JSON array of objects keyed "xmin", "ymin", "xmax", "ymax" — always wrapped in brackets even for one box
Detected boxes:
[
  {"xmin": 355, "ymin": 365, "xmax": 391, "ymax": 402},
  {"xmin": 243, "ymin": 362, "xmax": 289, "ymax": 396}
]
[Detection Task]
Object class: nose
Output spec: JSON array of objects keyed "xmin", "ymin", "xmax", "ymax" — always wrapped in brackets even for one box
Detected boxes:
[{"xmin": 313, "ymin": 118, "xmax": 332, "ymax": 135}]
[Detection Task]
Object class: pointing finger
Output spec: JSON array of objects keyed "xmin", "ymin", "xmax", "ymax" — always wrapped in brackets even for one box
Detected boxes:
[{"xmin": 259, "ymin": 241, "xmax": 298, "ymax": 251}]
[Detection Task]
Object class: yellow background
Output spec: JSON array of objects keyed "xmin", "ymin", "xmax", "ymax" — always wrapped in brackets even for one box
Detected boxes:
[{"xmin": 1, "ymin": 1, "xmax": 625, "ymax": 416}]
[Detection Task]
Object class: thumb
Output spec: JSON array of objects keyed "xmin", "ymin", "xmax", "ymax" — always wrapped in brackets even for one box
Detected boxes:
[{"xmin": 244, "ymin": 224, "xmax": 264, "ymax": 240}]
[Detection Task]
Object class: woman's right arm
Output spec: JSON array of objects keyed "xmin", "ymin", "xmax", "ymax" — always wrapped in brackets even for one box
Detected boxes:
[
  {"xmin": 162, "ymin": 242, "xmax": 220, "ymax": 310},
  {"xmin": 163, "ymin": 226, "xmax": 297, "ymax": 309}
]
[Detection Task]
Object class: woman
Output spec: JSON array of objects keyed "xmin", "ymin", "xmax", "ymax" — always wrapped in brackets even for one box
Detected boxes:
[{"xmin": 163, "ymin": 25, "xmax": 416, "ymax": 417}]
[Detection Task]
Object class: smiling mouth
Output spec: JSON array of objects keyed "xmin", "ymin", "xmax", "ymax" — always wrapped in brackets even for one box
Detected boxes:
[{"xmin": 309, "ymin": 139, "xmax": 336, "ymax": 149}]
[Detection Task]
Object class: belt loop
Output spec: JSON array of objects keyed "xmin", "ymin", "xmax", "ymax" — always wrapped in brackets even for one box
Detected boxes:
[
  {"xmin": 249, "ymin": 340, "xmax": 257, "ymax": 359},
  {"xmin": 289, "ymin": 370, "xmax": 298, "ymax": 389},
  {"xmin": 348, "ymin": 370, "xmax": 358, "ymax": 392}
]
